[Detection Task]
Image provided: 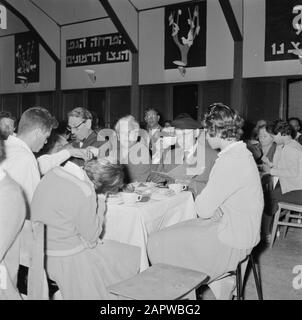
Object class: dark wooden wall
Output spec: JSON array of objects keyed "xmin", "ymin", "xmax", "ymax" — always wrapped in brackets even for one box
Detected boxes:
[{"xmin": 0, "ymin": 77, "xmax": 288, "ymax": 128}]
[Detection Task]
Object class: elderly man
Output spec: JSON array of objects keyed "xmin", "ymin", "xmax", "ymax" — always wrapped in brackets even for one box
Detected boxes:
[
  {"xmin": 68, "ymin": 107, "xmax": 108, "ymax": 165},
  {"xmin": 0, "ymin": 111, "xmax": 16, "ymax": 140},
  {"xmin": 114, "ymin": 115, "xmax": 151, "ymax": 183},
  {"xmin": 150, "ymin": 114, "xmax": 218, "ymax": 196}
]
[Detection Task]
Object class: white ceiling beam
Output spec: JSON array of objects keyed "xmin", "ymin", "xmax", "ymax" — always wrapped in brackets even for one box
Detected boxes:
[{"xmin": 1, "ymin": 0, "xmax": 60, "ymax": 59}]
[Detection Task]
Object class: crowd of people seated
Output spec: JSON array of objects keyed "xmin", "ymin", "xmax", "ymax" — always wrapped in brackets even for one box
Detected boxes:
[{"xmin": 0, "ymin": 103, "xmax": 302, "ymax": 300}]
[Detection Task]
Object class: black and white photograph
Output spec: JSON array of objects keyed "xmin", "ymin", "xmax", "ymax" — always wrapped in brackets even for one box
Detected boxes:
[{"xmin": 0, "ymin": 0, "xmax": 302, "ymax": 308}]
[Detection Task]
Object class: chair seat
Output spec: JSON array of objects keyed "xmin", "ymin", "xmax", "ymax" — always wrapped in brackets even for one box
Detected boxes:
[
  {"xmin": 270, "ymin": 202, "xmax": 302, "ymax": 248},
  {"xmin": 278, "ymin": 202, "xmax": 302, "ymax": 212},
  {"xmin": 108, "ymin": 263, "xmax": 209, "ymax": 300}
]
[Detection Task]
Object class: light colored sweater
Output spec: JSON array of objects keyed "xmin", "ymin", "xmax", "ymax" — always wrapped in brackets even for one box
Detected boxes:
[
  {"xmin": 195, "ymin": 141, "xmax": 264, "ymax": 249},
  {"xmin": 270, "ymin": 140, "xmax": 302, "ymax": 194}
]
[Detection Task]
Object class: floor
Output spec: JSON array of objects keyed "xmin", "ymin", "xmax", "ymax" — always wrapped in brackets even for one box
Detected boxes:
[{"xmin": 202, "ymin": 227, "xmax": 302, "ymax": 300}]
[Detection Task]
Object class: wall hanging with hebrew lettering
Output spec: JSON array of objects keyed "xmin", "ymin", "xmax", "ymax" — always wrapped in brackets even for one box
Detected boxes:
[
  {"xmin": 15, "ymin": 32, "xmax": 39, "ymax": 84},
  {"xmin": 265, "ymin": 0, "xmax": 302, "ymax": 61},
  {"xmin": 164, "ymin": 0, "xmax": 206, "ymax": 70},
  {"xmin": 66, "ymin": 33, "xmax": 130, "ymax": 67}
]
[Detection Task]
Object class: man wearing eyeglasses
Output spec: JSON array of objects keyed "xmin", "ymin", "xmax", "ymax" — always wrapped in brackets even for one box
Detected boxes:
[
  {"xmin": 144, "ymin": 108, "xmax": 162, "ymax": 158},
  {"xmin": 68, "ymin": 107, "xmax": 106, "ymax": 165}
]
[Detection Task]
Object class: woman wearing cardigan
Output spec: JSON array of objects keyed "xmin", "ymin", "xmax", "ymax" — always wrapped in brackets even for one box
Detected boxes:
[
  {"xmin": 147, "ymin": 103, "xmax": 264, "ymax": 299},
  {"xmin": 262, "ymin": 120, "xmax": 302, "ymax": 238},
  {"xmin": 31, "ymin": 157, "xmax": 140, "ymax": 299}
]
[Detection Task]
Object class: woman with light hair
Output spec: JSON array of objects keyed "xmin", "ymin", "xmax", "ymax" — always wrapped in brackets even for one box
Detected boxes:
[
  {"xmin": 31, "ymin": 157, "xmax": 140, "ymax": 299},
  {"xmin": 114, "ymin": 115, "xmax": 151, "ymax": 183}
]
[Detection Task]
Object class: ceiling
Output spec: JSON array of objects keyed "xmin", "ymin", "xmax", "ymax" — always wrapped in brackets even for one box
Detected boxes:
[
  {"xmin": 30, "ymin": 0, "xmax": 108, "ymax": 25},
  {"xmin": 0, "ymin": 7, "xmax": 28, "ymax": 36},
  {"xmin": 0, "ymin": 0, "xmax": 201, "ymax": 37},
  {"xmin": 29, "ymin": 0, "xmax": 195, "ymax": 26},
  {"xmin": 130, "ymin": 0, "xmax": 193, "ymax": 11}
]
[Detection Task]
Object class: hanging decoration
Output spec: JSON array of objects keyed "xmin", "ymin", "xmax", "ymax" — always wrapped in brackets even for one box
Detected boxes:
[
  {"xmin": 165, "ymin": 1, "xmax": 206, "ymax": 75},
  {"xmin": 15, "ymin": 32, "xmax": 39, "ymax": 84}
]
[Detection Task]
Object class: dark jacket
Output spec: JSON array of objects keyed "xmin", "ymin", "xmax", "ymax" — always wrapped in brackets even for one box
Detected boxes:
[{"xmin": 71, "ymin": 131, "xmax": 107, "ymax": 166}]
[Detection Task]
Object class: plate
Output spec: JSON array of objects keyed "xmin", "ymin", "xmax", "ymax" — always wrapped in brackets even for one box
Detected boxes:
[{"xmin": 133, "ymin": 182, "xmax": 157, "ymax": 194}]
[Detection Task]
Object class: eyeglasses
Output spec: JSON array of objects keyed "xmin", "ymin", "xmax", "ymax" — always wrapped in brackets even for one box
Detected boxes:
[
  {"xmin": 67, "ymin": 120, "xmax": 86, "ymax": 131},
  {"xmin": 145, "ymin": 113, "xmax": 158, "ymax": 119}
]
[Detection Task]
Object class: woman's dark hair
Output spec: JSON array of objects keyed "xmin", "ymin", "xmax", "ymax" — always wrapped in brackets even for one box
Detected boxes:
[
  {"xmin": 204, "ymin": 103, "xmax": 244, "ymax": 141},
  {"xmin": 83, "ymin": 158, "xmax": 124, "ymax": 194},
  {"xmin": 272, "ymin": 120, "xmax": 293, "ymax": 136}
]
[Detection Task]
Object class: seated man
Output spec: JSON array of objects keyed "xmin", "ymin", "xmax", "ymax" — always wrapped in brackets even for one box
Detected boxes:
[
  {"xmin": 144, "ymin": 108, "xmax": 162, "ymax": 157},
  {"xmin": 68, "ymin": 107, "xmax": 108, "ymax": 166},
  {"xmin": 0, "ymin": 140, "xmax": 26, "ymax": 299},
  {"xmin": 150, "ymin": 114, "xmax": 217, "ymax": 196},
  {"xmin": 114, "ymin": 115, "xmax": 151, "ymax": 183}
]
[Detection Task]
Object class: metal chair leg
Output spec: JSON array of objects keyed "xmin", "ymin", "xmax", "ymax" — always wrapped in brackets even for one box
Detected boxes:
[
  {"xmin": 270, "ymin": 207, "xmax": 281, "ymax": 248},
  {"xmin": 236, "ymin": 264, "xmax": 242, "ymax": 300},
  {"xmin": 282, "ymin": 210, "xmax": 290, "ymax": 239},
  {"xmin": 250, "ymin": 255, "xmax": 263, "ymax": 300}
]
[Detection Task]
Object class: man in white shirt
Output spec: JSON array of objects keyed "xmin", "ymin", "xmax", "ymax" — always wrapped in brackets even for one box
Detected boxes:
[
  {"xmin": 2, "ymin": 107, "xmax": 92, "ymax": 298},
  {"xmin": 3, "ymin": 107, "xmax": 92, "ymax": 210}
]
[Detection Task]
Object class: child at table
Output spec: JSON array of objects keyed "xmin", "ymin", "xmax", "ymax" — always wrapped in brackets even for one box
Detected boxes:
[
  {"xmin": 147, "ymin": 103, "xmax": 264, "ymax": 299},
  {"xmin": 31, "ymin": 158, "xmax": 140, "ymax": 299}
]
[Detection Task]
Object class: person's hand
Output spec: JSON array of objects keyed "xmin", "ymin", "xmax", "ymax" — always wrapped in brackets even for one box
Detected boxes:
[
  {"xmin": 123, "ymin": 184, "xmax": 135, "ymax": 192},
  {"xmin": 261, "ymin": 155, "xmax": 273, "ymax": 167},
  {"xmin": 68, "ymin": 148, "xmax": 94, "ymax": 161},
  {"xmin": 86, "ymin": 146, "xmax": 99, "ymax": 157},
  {"xmin": 151, "ymin": 174, "xmax": 167, "ymax": 184},
  {"xmin": 262, "ymin": 164, "xmax": 271, "ymax": 174}
]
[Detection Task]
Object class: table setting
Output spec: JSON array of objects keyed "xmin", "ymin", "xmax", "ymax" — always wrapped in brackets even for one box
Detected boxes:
[
  {"xmin": 106, "ymin": 181, "xmax": 188, "ymax": 205},
  {"xmin": 102, "ymin": 182, "xmax": 197, "ymax": 271}
]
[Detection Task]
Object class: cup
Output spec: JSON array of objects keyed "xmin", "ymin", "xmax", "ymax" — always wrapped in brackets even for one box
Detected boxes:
[
  {"xmin": 121, "ymin": 192, "xmax": 142, "ymax": 204},
  {"xmin": 168, "ymin": 183, "xmax": 187, "ymax": 194}
]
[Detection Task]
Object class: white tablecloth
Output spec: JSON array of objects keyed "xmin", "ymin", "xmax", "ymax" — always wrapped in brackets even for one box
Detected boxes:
[{"xmin": 102, "ymin": 191, "xmax": 197, "ymax": 271}]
